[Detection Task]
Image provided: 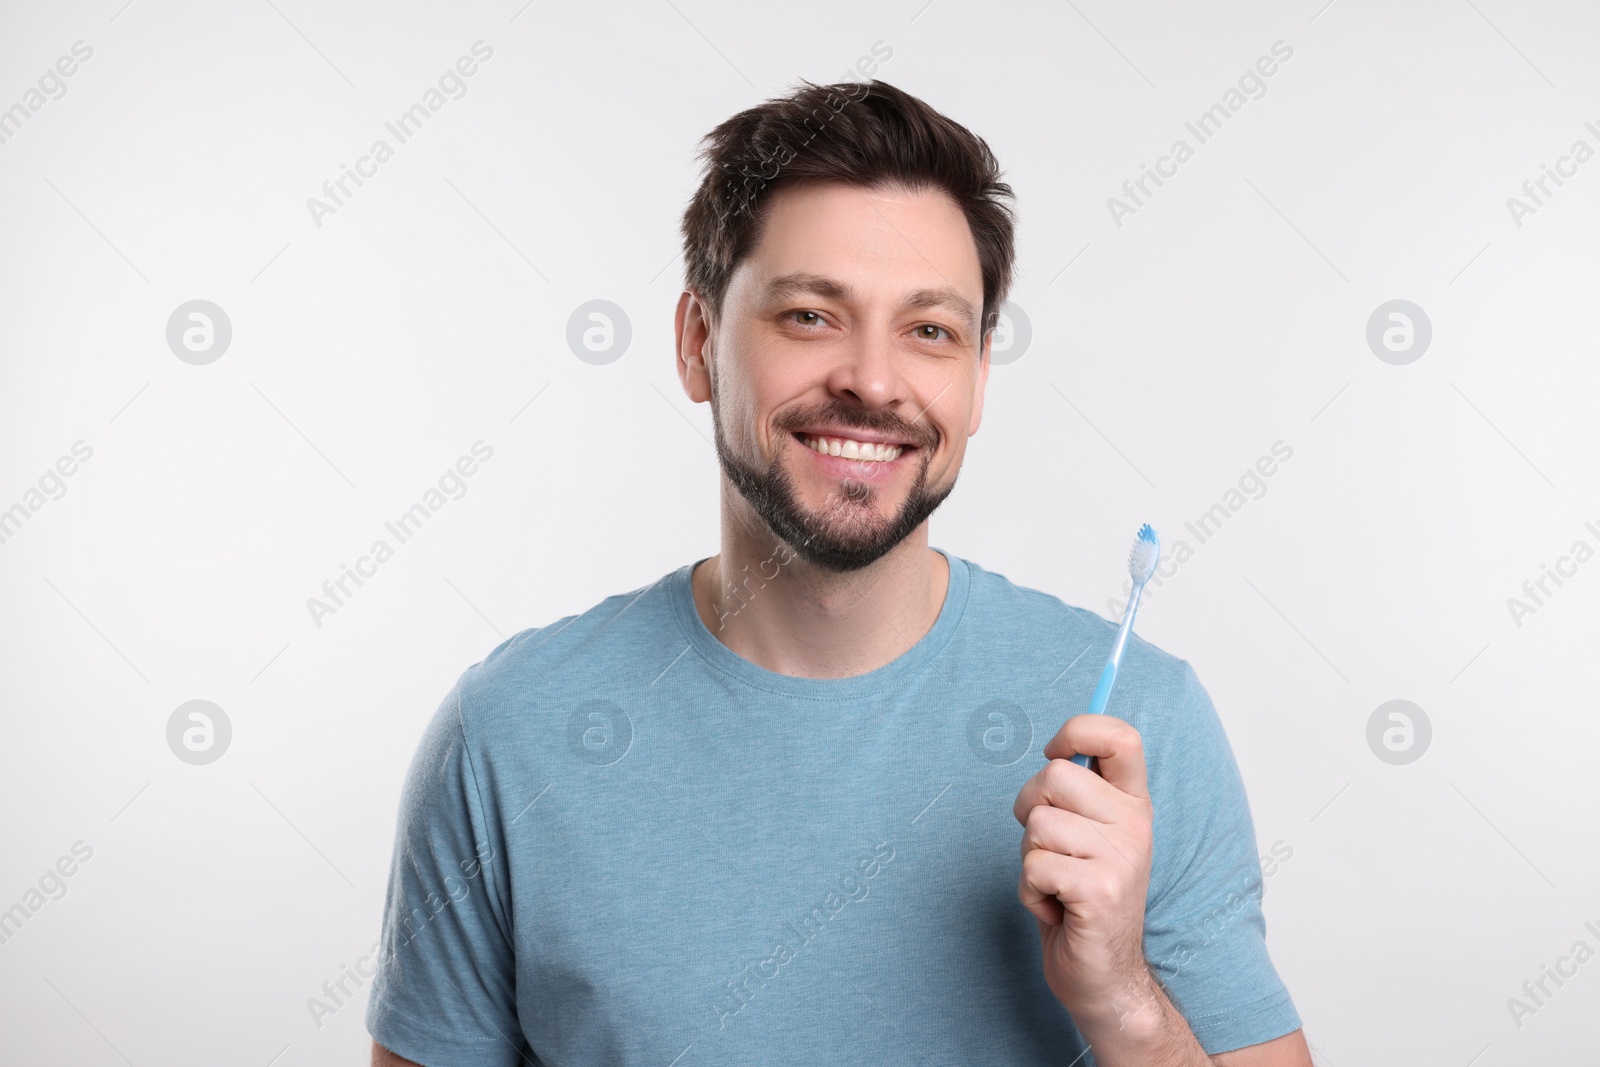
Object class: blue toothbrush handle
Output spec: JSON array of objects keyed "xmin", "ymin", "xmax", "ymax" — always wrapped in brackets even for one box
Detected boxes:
[
  {"xmin": 1071, "ymin": 660, "xmax": 1120, "ymax": 768},
  {"xmin": 1086, "ymin": 658, "xmax": 1118, "ymax": 716}
]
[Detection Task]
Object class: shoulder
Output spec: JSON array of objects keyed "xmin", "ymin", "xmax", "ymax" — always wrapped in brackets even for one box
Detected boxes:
[
  {"xmin": 957, "ymin": 553, "xmax": 1203, "ymax": 731},
  {"xmin": 450, "ymin": 566, "xmax": 687, "ymax": 738},
  {"xmin": 957, "ymin": 553, "xmax": 1106, "ymax": 644},
  {"xmin": 958, "ymin": 553, "xmax": 1193, "ymax": 678}
]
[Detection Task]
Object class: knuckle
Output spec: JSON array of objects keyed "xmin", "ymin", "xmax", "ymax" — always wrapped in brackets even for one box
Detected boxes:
[
  {"xmin": 1043, "ymin": 758, "xmax": 1075, "ymax": 790},
  {"xmin": 1020, "ymin": 848, "xmax": 1052, "ymax": 883}
]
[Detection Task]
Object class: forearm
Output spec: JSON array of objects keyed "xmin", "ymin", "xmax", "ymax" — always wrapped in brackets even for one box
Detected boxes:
[{"xmin": 1068, "ymin": 965, "xmax": 1212, "ymax": 1067}]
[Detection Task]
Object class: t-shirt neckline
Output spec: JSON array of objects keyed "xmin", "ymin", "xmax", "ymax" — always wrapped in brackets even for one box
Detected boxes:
[{"xmin": 668, "ymin": 546, "xmax": 971, "ymax": 700}]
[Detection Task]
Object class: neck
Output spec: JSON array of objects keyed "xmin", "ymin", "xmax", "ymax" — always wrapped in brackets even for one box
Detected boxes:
[{"xmin": 690, "ymin": 484, "xmax": 950, "ymax": 680}]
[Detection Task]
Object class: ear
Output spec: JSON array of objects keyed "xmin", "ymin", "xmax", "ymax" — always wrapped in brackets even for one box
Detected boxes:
[
  {"xmin": 676, "ymin": 289, "xmax": 714, "ymax": 403},
  {"xmin": 968, "ymin": 324, "xmax": 992, "ymax": 437}
]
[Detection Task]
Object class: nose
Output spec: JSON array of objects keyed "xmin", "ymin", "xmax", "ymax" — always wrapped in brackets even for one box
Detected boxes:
[{"xmin": 823, "ymin": 323, "xmax": 911, "ymax": 412}]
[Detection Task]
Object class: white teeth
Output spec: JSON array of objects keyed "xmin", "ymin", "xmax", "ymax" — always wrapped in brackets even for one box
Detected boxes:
[{"xmin": 800, "ymin": 434, "xmax": 903, "ymax": 463}]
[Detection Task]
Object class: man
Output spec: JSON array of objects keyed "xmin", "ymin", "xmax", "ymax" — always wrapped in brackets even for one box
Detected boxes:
[{"xmin": 368, "ymin": 79, "xmax": 1311, "ymax": 1065}]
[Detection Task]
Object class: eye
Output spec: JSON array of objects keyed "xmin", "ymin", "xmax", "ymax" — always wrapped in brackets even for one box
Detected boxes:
[
  {"xmin": 914, "ymin": 323, "xmax": 952, "ymax": 342},
  {"xmin": 788, "ymin": 310, "xmax": 827, "ymax": 327}
]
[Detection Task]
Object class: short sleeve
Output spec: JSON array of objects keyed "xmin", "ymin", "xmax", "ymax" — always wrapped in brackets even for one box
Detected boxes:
[
  {"xmin": 366, "ymin": 679, "xmax": 529, "ymax": 1066},
  {"xmin": 1138, "ymin": 661, "xmax": 1302, "ymax": 1054}
]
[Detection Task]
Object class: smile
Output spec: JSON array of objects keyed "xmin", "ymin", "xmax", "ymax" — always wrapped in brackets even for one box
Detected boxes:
[{"xmin": 794, "ymin": 432, "xmax": 905, "ymax": 463}]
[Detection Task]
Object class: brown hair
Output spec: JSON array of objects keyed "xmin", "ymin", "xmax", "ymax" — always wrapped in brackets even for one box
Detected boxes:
[{"xmin": 680, "ymin": 79, "xmax": 1017, "ymax": 342}]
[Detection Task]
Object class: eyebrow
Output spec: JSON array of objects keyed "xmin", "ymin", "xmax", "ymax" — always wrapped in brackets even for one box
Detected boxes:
[{"xmin": 761, "ymin": 272, "xmax": 979, "ymax": 335}]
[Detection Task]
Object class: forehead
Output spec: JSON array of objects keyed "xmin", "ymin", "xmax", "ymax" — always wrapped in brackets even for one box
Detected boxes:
[{"xmin": 730, "ymin": 180, "xmax": 983, "ymax": 321}]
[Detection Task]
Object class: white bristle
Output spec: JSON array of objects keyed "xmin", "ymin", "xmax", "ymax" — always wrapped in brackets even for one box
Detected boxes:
[{"xmin": 1127, "ymin": 534, "xmax": 1160, "ymax": 583}]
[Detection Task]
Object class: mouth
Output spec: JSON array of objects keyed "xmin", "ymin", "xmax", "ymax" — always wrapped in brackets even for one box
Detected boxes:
[{"xmin": 791, "ymin": 430, "xmax": 914, "ymax": 465}]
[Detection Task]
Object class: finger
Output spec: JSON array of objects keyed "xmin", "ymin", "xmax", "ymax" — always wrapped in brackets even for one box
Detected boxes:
[
  {"xmin": 1021, "ymin": 846, "xmax": 1131, "ymax": 916},
  {"xmin": 1041, "ymin": 714, "xmax": 1148, "ymax": 800},
  {"xmin": 1018, "ymin": 848, "xmax": 1098, "ymax": 927},
  {"xmin": 1012, "ymin": 758, "xmax": 1124, "ymax": 826},
  {"xmin": 1018, "ymin": 802, "xmax": 1104, "ymax": 862}
]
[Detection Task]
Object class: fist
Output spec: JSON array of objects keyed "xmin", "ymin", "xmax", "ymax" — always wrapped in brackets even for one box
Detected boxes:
[{"xmin": 1012, "ymin": 714, "xmax": 1154, "ymax": 1016}]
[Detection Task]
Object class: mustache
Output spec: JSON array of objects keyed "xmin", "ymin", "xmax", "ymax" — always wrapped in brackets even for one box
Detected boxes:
[{"xmin": 774, "ymin": 404, "xmax": 940, "ymax": 451}]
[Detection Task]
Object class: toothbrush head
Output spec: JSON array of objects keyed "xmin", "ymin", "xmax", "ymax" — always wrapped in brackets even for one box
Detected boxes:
[{"xmin": 1127, "ymin": 524, "xmax": 1160, "ymax": 586}]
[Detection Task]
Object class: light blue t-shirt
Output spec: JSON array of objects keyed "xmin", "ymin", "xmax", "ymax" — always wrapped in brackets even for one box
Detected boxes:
[{"xmin": 367, "ymin": 549, "xmax": 1300, "ymax": 1064}]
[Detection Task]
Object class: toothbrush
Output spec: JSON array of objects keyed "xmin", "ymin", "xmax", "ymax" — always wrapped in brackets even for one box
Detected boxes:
[{"xmin": 1072, "ymin": 524, "xmax": 1161, "ymax": 770}]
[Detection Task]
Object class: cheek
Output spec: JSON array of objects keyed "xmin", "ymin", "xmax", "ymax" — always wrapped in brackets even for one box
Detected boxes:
[
  {"xmin": 916, "ymin": 362, "xmax": 978, "ymax": 441},
  {"xmin": 713, "ymin": 360, "xmax": 771, "ymax": 450},
  {"xmin": 926, "ymin": 399, "xmax": 973, "ymax": 458},
  {"xmin": 724, "ymin": 347, "xmax": 809, "ymax": 448}
]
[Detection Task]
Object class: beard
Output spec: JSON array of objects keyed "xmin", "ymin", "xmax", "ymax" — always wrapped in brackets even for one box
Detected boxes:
[{"xmin": 709, "ymin": 384, "xmax": 955, "ymax": 573}]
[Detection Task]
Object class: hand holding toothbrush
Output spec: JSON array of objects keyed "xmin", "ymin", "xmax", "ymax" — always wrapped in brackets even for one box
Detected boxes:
[
  {"xmin": 1013, "ymin": 712, "xmax": 1156, "ymax": 1023},
  {"xmin": 1010, "ymin": 525, "xmax": 1197, "ymax": 1052}
]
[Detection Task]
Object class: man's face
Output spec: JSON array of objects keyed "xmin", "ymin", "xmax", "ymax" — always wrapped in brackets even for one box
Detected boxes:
[{"xmin": 683, "ymin": 179, "xmax": 991, "ymax": 572}]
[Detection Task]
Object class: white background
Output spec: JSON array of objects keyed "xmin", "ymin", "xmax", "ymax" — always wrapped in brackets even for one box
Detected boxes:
[{"xmin": 1, "ymin": 1, "xmax": 1597, "ymax": 1064}]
